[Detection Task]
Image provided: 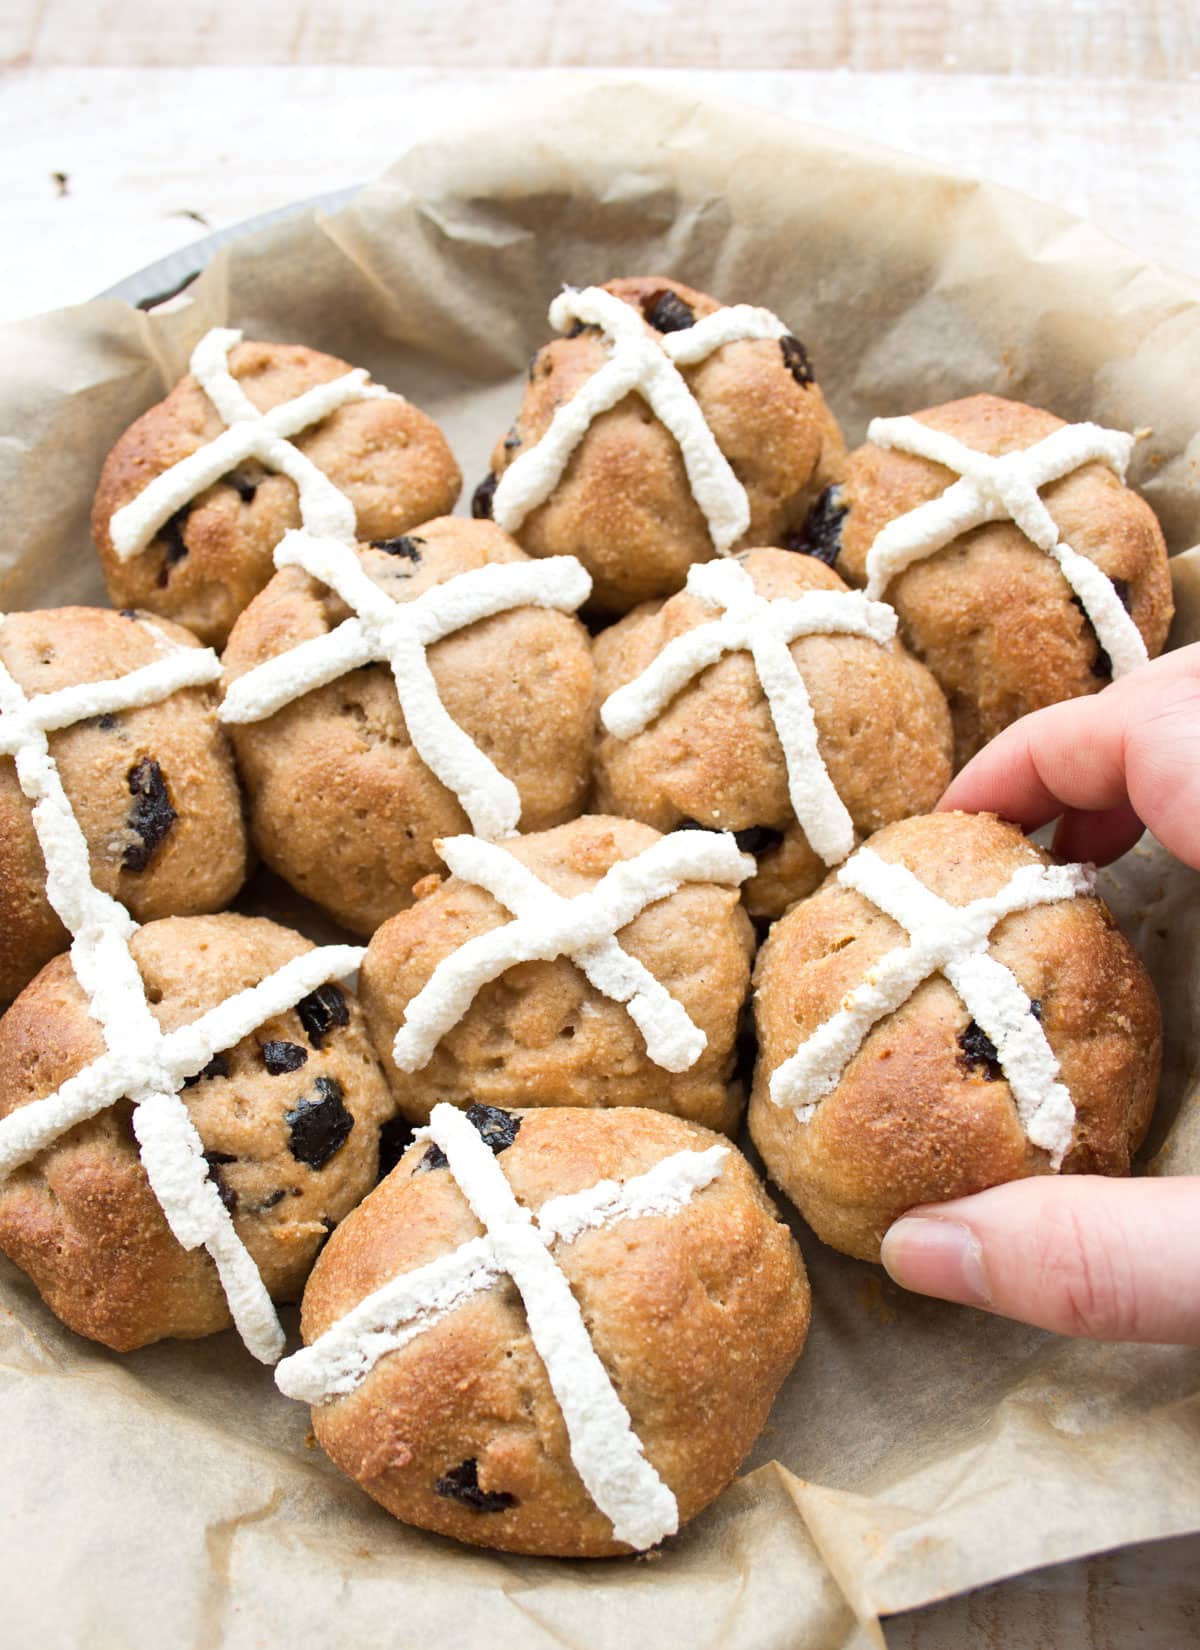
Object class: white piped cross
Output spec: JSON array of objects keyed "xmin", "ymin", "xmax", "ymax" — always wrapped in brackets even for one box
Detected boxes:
[
  {"xmin": 864, "ymin": 415, "xmax": 1148, "ymax": 678},
  {"xmin": 0, "ymin": 930, "xmax": 364, "ymax": 1364},
  {"xmin": 220, "ymin": 532, "xmax": 592, "ymax": 841},
  {"xmin": 492, "ymin": 285, "xmax": 790, "ymax": 553},
  {"xmin": 108, "ymin": 327, "xmax": 395, "ymax": 561},
  {"xmin": 0, "ymin": 614, "xmax": 365, "ymax": 1363},
  {"xmin": 0, "ymin": 621, "xmax": 222, "ymax": 933},
  {"xmin": 275, "ymin": 1101, "xmax": 729, "ymax": 1550},
  {"xmin": 768, "ymin": 844, "xmax": 1096, "ymax": 1168},
  {"xmin": 600, "ymin": 558, "xmax": 898, "ymax": 867},
  {"xmin": 392, "ymin": 831, "xmax": 754, "ymax": 1075}
]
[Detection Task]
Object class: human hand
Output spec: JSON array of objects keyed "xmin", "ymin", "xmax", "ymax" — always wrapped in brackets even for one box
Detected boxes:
[
  {"xmin": 938, "ymin": 641, "xmax": 1200, "ymax": 868},
  {"xmin": 880, "ymin": 644, "xmax": 1200, "ymax": 1344}
]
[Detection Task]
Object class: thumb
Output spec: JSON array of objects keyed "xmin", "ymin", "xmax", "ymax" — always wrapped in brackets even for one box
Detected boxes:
[{"xmin": 880, "ymin": 1176, "xmax": 1200, "ymax": 1345}]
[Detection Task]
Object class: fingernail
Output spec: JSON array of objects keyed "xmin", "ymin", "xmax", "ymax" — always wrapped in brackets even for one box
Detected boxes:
[{"xmin": 880, "ymin": 1217, "xmax": 992, "ymax": 1308}]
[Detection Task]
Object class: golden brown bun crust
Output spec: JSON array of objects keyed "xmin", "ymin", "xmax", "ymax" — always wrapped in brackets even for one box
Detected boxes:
[
  {"xmin": 593, "ymin": 548, "xmax": 953, "ymax": 919},
  {"xmin": 221, "ymin": 517, "xmax": 595, "ymax": 935},
  {"xmin": 749, "ymin": 812, "xmax": 1162, "ymax": 1261},
  {"xmin": 302, "ymin": 1105, "xmax": 811, "ymax": 1557},
  {"xmin": 359, "ymin": 816, "xmax": 754, "ymax": 1135},
  {"xmin": 93, "ymin": 340, "xmax": 462, "ymax": 647},
  {"xmin": 0, "ymin": 606, "xmax": 248, "ymax": 1002},
  {"xmin": 833, "ymin": 395, "xmax": 1174, "ymax": 766},
  {"xmin": 489, "ymin": 277, "xmax": 846, "ymax": 613},
  {"xmin": 0, "ymin": 914, "xmax": 394, "ymax": 1351}
]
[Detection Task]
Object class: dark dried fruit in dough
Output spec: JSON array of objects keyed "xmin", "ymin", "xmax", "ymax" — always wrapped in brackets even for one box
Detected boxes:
[
  {"xmin": 122, "ymin": 757, "xmax": 178, "ymax": 872},
  {"xmin": 204, "ymin": 1150, "xmax": 239, "ymax": 1214},
  {"xmin": 286, "ymin": 1076, "xmax": 355, "ymax": 1170},
  {"xmin": 488, "ymin": 275, "xmax": 846, "ymax": 613},
  {"xmin": 415, "ymin": 1102, "xmax": 521, "ymax": 1174},
  {"xmin": 749, "ymin": 812, "xmax": 1163, "ymax": 1262},
  {"xmin": 958, "ymin": 1020, "xmax": 1004, "ymax": 1081},
  {"xmin": 0, "ymin": 914, "xmax": 395, "ymax": 1352},
  {"xmin": 261, "ymin": 1039, "xmax": 308, "ymax": 1075},
  {"xmin": 958, "ymin": 997, "xmax": 1045, "ymax": 1082},
  {"xmin": 376, "ymin": 1114, "xmax": 418, "ymax": 1181},
  {"xmin": 643, "ymin": 289, "xmax": 696, "ymax": 333},
  {"xmin": 780, "ymin": 335, "xmax": 814, "ymax": 387},
  {"xmin": 676, "ymin": 818, "xmax": 785, "ymax": 859},
  {"xmin": 434, "ymin": 1458, "xmax": 517, "ymax": 1513},
  {"xmin": 471, "ymin": 473, "xmax": 498, "ymax": 519},
  {"xmin": 182, "ymin": 1052, "xmax": 231, "ymax": 1089},
  {"xmin": 795, "ymin": 484, "xmax": 847, "ymax": 568},
  {"xmin": 158, "ymin": 510, "xmax": 191, "ymax": 583},
  {"xmin": 297, "ymin": 983, "xmax": 350, "ymax": 1050},
  {"xmin": 464, "ymin": 1102, "xmax": 521, "ymax": 1155},
  {"xmin": 371, "ymin": 535, "xmax": 424, "ymax": 563},
  {"xmin": 299, "ymin": 1106, "xmax": 811, "ymax": 1557}
]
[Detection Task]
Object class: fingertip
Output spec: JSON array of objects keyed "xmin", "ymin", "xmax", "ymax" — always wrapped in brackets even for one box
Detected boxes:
[
  {"xmin": 937, "ymin": 717, "xmax": 1062, "ymax": 828},
  {"xmin": 880, "ymin": 1215, "xmax": 991, "ymax": 1308},
  {"xmin": 886, "ymin": 1179, "xmax": 1200, "ymax": 1345}
]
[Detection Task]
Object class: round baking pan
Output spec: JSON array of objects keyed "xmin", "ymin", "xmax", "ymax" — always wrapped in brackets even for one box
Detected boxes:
[{"xmin": 98, "ymin": 188, "xmax": 359, "ymax": 310}]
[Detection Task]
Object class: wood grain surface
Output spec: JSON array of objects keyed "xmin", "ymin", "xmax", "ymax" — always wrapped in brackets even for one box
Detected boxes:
[
  {"xmin": 887, "ymin": 1532, "xmax": 1200, "ymax": 1648},
  {"xmin": 3, "ymin": 0, "xmax": 1198, "ymax": 75},
  {"xmin": 2, "ymin": 66, "xmax": 1200, "ymax": 325}
]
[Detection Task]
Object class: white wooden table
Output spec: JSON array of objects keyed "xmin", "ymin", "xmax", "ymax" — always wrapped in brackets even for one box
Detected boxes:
[
  {"xmin": 2, "ymin": 64, "xmax": 1200, "ymax": 325},
  {"xmin": 1, "ymin": 6, "xmax": 1198, "ymax": 1644}
]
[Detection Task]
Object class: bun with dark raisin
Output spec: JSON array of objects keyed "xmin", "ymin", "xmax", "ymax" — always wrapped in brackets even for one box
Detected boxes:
[
  {"xmin": 826, "ymin": 394, "xmax": 1173, "ymax": 765},
  {"xmin": 93, "ymin": 337, "xmax": 461, "ymax": 647},
  {"xmin": 749, "ymin": 812, "xmax": 1162, "ymax": 1261},
  {"xmin": 281, "ymin": 1103, "xmax": 810, "ymax": 1557},
  {"xmin": 0, "ymin": 914, "xmax": 394, "ymax": 1351},
  {"xmin": 479, "ymin": 276, "xmax": 845, "ymax": 614},
  {"xmin": 220, "ymin": 516, "xmax": 596, "ymax": 936},
  {"xmin": 0, "ymin": 605, "xmax": 248, "ymax": 1002},
  {"xmin": 592, "ymin": 548, "xmax": 953, "ymax": 920}
]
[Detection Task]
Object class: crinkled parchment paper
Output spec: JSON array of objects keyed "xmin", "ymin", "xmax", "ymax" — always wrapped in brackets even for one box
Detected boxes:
[{"xmin": 0, "ymin": 82, "xmax": 1197, "ymax": 1650}]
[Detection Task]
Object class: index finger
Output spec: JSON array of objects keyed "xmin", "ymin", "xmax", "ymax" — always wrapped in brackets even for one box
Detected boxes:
[{"xmin": 938, "ymin": 643, "xmax": 1200, "ymax": 871}]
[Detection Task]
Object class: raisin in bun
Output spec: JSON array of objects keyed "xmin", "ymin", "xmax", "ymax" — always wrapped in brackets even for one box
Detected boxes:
[
  {"xmin": 481, "ymin": 276, "xmax": 845, "ymax": 613},
  {"xmin": 825, "ymin": 394, "xmax": 1173, "ymax": 765},
  {"xmin": 593, "ymin": 548, "xmax": 953, "ymax": 920},
  {"xmin": 0, "ymin": 915, "xmax": 394, "ymax": 1352},
  {"xmin": 280, "ymin": 1102, "xmax": 811, "ymax": 1557},
  {"xmin": 93, "ymin": 337, "xmax": 461, "ymax": 647},
  {"xmin": 220, "ymin": 517, "xmax": 595, "ymax": 936},
  {"xmin": 0, "ymin": 606, "xmax": 247, "ymax": 1003},
  {"xmin": 749, "ymin": 812, "xmax": 1161, "ymax": 1262}
]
